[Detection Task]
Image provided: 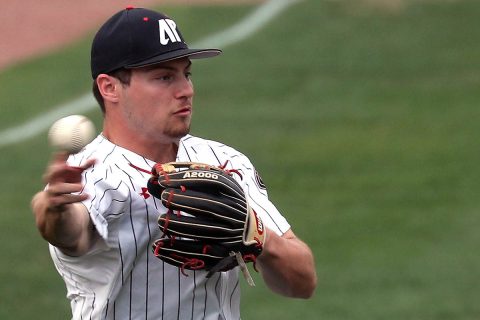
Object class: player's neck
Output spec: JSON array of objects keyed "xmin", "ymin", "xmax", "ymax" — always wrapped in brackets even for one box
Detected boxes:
[{"xmin": 102, "ymin": 128, "xmax": 178, "ymax": 163}]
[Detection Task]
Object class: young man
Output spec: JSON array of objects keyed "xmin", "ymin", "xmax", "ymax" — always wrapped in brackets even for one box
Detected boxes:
[{"xmin": 32, "ymin": 7, "xmax": 316, "ymax": 319}]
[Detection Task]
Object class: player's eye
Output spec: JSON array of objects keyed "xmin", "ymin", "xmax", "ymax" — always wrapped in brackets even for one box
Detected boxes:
[{"xmin": 156, "ymin": 75, "xmax": 172, "ymax": 81}]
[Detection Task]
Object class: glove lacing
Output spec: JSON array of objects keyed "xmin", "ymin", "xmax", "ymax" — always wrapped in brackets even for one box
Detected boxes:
[{"xmin": 153, "ymin": 240, "xmax": 207, "ymax": 276}]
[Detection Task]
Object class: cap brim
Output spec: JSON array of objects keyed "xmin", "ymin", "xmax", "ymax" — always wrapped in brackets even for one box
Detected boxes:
[{"xmin": 125, "ymin": 48, "xmax": 222, "ymax": 69}]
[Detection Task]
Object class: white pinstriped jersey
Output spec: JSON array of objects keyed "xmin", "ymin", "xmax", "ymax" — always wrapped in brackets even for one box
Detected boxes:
[{"xmin": 49, "ymin": 134, "xmax": 290, "ymax": 320}]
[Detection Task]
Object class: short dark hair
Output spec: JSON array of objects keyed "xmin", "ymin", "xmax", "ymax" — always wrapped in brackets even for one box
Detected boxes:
[{"xmin": 92, "ymin": 68, "xmax": 132, "ymax": 114}]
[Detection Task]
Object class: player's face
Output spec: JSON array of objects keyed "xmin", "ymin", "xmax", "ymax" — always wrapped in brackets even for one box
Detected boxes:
[{"xmin": 119, "ymin": 58, "xmax": 194, "ymax": 143}]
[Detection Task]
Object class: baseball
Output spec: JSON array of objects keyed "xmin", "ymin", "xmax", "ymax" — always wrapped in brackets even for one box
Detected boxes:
[{"xmin": 48, "ymin": 115, "xmax": 96, "ymax": 154}]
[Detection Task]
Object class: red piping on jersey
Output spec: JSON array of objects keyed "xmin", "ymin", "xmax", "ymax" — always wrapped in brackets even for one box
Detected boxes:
[
  {"xmin": 129, "ymin": 162, "xmax": 172, "ymax": 185},
  {"xmin": 128, "ymin": 163, "xmax": 151, "ymax": 174}
]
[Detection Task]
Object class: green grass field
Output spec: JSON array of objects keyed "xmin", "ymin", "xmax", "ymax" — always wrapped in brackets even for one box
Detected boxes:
[{"xmin": 1, "ymin": 0, "xmax": 480, "ymax": 318}]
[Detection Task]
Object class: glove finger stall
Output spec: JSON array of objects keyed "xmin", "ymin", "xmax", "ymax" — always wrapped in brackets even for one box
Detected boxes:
[
  {"xmin": 161, "ymin": 188, "xmax": 247, "ymax": 223},
  {"xmin": 152, "ymin": 238, "xmax": 237, "ymax": 271},
  {"xmin": 158, "ymin": 213, "xmax": 244, "ymax": 242}
]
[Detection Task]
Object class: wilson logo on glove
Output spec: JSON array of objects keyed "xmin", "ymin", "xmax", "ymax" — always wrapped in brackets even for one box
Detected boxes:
[{"xmin": 147, "ymin": 161, "xmax": 266, "ymax": 286}]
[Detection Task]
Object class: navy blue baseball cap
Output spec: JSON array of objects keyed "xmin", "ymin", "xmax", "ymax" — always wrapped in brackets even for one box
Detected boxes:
[{"xmin": 91, "ymin": 6, "xmax": 222, "ymax": 79}]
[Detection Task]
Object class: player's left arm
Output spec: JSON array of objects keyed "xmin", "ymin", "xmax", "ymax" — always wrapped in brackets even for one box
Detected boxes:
[{"xmin": 257, "ymin": 228, "xmax": 317, "ymax": 298}]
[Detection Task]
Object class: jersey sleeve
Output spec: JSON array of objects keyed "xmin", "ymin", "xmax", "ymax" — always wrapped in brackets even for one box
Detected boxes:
[
  {"xmin": 244, "ymin": 166, "xmax": 290, "ymax": 236},
  {"xmin": 75, "ymin": 162, "xmax": 131, "ymax": 248},
  {"xmin": 228, "ymin": 155, "xmax": 290, "ymax": 236}
]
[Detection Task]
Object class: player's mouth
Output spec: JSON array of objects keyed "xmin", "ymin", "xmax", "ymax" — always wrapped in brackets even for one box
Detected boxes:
[{"xmin": 173, "ymin": 106, "xmax": 192, "ymax": 116}]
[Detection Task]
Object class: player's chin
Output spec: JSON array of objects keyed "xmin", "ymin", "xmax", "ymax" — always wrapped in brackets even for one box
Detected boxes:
[{"xmin": 165, "ymin": 123, "xmax": 191, "ymax": 140}]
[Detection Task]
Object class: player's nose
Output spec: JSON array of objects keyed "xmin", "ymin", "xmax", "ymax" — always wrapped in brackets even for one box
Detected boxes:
[{"xmin": 175, "ymin": 76, "xmax": 194, "ymax": 100}]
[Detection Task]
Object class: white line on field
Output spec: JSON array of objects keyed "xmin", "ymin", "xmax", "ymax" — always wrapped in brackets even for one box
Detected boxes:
[{"xmin": 0, "ymin": 0, "xmax": 301, "ymax": 148}]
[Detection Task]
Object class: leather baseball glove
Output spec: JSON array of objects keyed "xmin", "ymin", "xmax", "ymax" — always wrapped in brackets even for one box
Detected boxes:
[{"xmin": 147, "ymin": 162, "xmax": 266, "ymax": 285}]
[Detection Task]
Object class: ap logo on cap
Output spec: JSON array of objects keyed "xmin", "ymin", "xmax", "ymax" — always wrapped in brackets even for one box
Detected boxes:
[{"xmin": 159, "ymin": 19, "xmax": 182, "ymax": 45}]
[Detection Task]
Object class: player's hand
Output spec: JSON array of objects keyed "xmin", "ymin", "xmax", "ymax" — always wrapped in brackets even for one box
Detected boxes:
[{"xmin": 43, "ymin": 152, "xmax": 96, "ymax": 211}]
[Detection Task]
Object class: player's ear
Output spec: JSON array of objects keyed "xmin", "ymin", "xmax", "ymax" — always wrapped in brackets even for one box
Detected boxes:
[{"xmin": 96, "ymin": 74, "xmax": 120, "ymax": 103}]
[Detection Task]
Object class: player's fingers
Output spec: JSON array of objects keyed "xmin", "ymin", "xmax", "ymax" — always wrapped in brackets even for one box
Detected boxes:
[
  {"xmin": 44, "ymin": 158, "xmax": 95, "ymax": 184},
  {"xmin": 46, "ymin": 183, "xmax": 89, "ymax": 208},
  {"xmin": 43, "ymin": 164, "xmax": 72, "ymax": 184},
  {"xmin": 46, "ymin": 182, "xmax": 84, "ymax": 196},
  {"xmin": 43, "ymin": 154, "xmax": 71, "ymax": 183},
  {"xmin": 76, "ymin": 158, "xmax": 97, "ymax": 171},
  {"xmin": 48, "ymin": 193, "xmax": 89, "ymax": 209},
  {"xmin": 54, "ymin": 157, "xmax": 96, "ymax": 177}
]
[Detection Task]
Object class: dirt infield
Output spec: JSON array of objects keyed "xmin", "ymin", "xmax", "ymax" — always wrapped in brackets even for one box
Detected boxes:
[{"xmin": 0, "ymin": 0, "xmax": 262, "ymax": 70}]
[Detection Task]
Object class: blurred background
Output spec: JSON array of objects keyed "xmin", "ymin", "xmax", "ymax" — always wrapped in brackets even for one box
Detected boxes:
[{"xmin": 1, "ymin": 0, "xmax": 480, "ymax": 318}]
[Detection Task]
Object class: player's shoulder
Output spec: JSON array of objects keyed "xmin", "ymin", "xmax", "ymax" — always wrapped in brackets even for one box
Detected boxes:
[
  {"xmin": 69, "ymin": 134, "xmax": 133, "ymax": 164},
  {"xmin": 67, "ymin": 134, "xmax": 135, "ymax": 176}
]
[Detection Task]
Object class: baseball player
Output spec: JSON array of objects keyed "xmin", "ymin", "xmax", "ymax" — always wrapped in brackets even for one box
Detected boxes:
[{"xmin": 31, "ymin": 7, "xmax": 316, "ymax": 320}]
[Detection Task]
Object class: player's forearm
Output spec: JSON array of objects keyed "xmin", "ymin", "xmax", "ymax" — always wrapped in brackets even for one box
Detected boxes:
[
  {"xmin": 257, "ymin": 229, "xmax": 317, "ymax": 299},
  {"xmin": 31, "ymin": 191, "xmax": 91, "ymax": 254}
]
